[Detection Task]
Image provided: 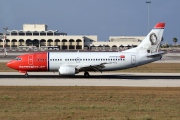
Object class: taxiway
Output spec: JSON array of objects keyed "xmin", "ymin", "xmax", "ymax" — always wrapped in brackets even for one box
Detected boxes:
[{"xmin": 0, "ymin": 72, "xmax": 180, "ymax": 87}]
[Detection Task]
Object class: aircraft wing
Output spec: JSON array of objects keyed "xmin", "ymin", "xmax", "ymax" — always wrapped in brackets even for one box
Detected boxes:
[{"xmin": 76, "ymin": 62, "xmax": 110, "ymax": 72}]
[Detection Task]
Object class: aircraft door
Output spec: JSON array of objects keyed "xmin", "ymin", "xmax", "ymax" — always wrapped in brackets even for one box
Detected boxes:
[
  {"xmin": 28, "ymin": 55, "xmax": 33, "ymax": 65},
  {"xmin": 131, "ymin": 55, "xmax": 136, "ymax": 65}
]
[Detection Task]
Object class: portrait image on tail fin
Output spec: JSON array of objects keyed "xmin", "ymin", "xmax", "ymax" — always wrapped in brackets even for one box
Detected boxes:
[
  {"xmin": 149, "ymin": 32, "xmax": 159, "ymax": 53},
  {"xmin": 150, "ymin": 33, "xmax": 158, "ymax": 45}
]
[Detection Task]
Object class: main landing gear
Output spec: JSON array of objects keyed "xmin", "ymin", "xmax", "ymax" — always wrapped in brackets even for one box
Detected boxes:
[{"xmin": 84, "ymin": 71, "xmax": 90, "ymax": 78}]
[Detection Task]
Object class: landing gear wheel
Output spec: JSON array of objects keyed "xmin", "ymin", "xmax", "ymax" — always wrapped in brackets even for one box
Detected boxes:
[
  {"xmin": 25, "ymin": 73, "xmax": 28, "ymax": 77},
  {"xmin": 84, "ymin": 72, "xmax": 90, "ymax": 78}
]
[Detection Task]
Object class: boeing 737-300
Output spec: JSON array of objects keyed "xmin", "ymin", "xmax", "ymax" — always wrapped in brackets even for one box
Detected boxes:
[{"xmin": 7, "ymin": 22, "xmax": 165, "ymax": 77}]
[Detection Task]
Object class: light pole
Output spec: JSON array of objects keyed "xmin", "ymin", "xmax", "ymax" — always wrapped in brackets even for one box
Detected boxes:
[
  {"xmin": 146, "ymin": 1, "xmax": 151, "ymax": 32},
  {"xmin": 3, "ymin": 27, "xmax": 8, "ymax": 57}
]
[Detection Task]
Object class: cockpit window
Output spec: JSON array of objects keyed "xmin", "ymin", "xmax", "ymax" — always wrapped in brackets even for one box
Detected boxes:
[{"xmin": 15, "ymin": 57, "xmax": 22, "ymax": 61}]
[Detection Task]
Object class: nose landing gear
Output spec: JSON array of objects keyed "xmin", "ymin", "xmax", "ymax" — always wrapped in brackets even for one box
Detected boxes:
[{"xmin": 25, "ymin": 72, "xmax": 28, "ymax": 77}]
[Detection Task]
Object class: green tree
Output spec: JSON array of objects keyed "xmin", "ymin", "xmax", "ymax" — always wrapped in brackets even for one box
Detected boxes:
[{"xmin": 173, "ymin": 38, "xmax": 178, "ymax": 46}]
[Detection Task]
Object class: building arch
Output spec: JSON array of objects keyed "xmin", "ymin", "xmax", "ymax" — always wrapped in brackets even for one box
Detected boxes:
[
  {"xmin": 33, "ymin": 31, "xmax": 39, "ymax": 36},
  {"xmin": 69, "ymin": 39, "xmax": 75, "ymax": 42},
  {"xmin": 54, "ymin": 39, "xmax": 60, "ymax": 46},
  {"xmin": 119, "ymin": 45, "xmax": 124, "ymax": 51},
  {"xmin": 40, "ymin": 31, "xmax": 46, "ymax": 36},
  {"xmin": 26, "ymin": 39, "xmax": 32, "ymax": 46},
  {"xmin": 32, "ymin": 39, "xmax": 39, "ymax": 47},
  {"xmin": 0, "ymin": 39, "xmax": 3, "ymax": 47},
  {"xmin": 47, "ymin": 31, "xmax": 53, "ymax": 36},
  {"xmin": 76, "ymin": 39, "xmax": 82, "ymax": 42},
  {"xmin": 26, "ymin": 31, "xmax": 32, "ymax": 36},
  {"xmin": 5, "ymin": 39, "xmax": 10, "ymax": 47},
  {"xmin": 62, "ymin": 39, "xmax": 67, "ymax": 49},
  {"xmin": 40, "ymin": 39, "xmax": 46, "ymax": 46},
  {"xmin": 12, "ymin": 39, "xmax": 17, "ymax": 47},
  {"xmin": 19, "ymin": 31, "xmax": 25, "ymax": 36},
  {"xmin": 47, "ymin": 39, "xmax": 53, "ymax": 46},
  {"xmin": 76, "ymin": 39, "xmax": 82, "ymax": 49},
  {"xmin": 104, "ymin": 45, "xmax": 110, "ymax": 51},
  {"xmin": 54, "ymin": 39, "xmax": 61, "ymax": 48},
  {"xmin": 112, "ymin": 45, "xmax": 117, "ymax": 51},
  {"xmin": 98, "ymin": 45, "xmax": 103, "ymax": 51},
  {"xmin": 11, "ymin": 31, "xmax": 18, "ymax": 36},
  {"xmin": 90, "ymin": 45, "xmax": 95, "ymax": 50},
  {"xmin": 19, "ymin": 39, "xmax": 25, "ymax": 46},
  {"xmin": 62, "ymin": 39, "xmax": 67, "ymax": 42},
  {"xmin": 127, "ymin": 45, "xmax": 131, "ymax": 49},
  {"xmin": 69, "ymin": 39, "xmax": 75, "ymax": 49}
]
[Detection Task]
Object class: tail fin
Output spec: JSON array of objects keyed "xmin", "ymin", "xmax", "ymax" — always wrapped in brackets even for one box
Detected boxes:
[
  {"xmin": 123, "ymin": 22, "xmax": 165, "ymax": 53},
  {"xmin": 137, "ymin": 22, "xmax": 165, "ymax": 53}
]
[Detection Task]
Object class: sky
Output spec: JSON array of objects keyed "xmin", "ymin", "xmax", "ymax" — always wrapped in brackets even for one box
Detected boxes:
[{"xmin": 0, "ymin": 0, "xmax": 179, "ymax": 44}]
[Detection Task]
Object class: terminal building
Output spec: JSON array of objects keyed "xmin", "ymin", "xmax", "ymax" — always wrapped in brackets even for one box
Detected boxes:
[{"xmin": 0, "ymin": 24, "xmax": 145, "ymax": 51}]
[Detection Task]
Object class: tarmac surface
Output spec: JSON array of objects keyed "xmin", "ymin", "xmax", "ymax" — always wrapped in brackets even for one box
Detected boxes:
[{"xmin": 0, "ymin": 72, "xmax": 180, "ymax": 87}]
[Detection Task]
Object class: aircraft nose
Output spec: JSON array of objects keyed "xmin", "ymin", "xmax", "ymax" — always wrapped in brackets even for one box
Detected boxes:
[
  {"xmin": 7, "ymin": 60, "xmax": 17, "ymax": 69},
  {"xmin": 7, "ymin": 61, "xmax": 13, "ymax": 68}
]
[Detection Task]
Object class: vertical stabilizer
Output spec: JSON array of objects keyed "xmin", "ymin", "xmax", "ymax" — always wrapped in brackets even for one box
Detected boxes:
[
  {"xmin": 123, "ymin": 22, "xmax": 165, "ymax": 53},
  {"xmin": 137, "ymin": 22, "xmax": 165, "ymax": 53}
]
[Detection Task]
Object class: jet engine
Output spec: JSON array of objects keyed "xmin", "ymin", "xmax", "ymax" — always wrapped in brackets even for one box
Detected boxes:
[{"xmin": 58, "ymin": 65, "xmax": 79, "ymax": 75}]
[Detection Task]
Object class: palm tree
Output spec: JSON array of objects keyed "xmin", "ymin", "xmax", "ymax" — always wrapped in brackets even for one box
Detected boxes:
[{"xmin": 173, "ymin": 38, "xmax": 178, "ymax": 46}]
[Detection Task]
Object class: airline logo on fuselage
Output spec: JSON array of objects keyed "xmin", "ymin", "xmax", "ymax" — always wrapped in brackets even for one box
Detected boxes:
[
  {"xmin": 120, "ymin": 55, "xmax": 125, "ymax": 58},
  {"xmin": 109, "ymin": 55, "xmax": 125, "ymax": 59}
]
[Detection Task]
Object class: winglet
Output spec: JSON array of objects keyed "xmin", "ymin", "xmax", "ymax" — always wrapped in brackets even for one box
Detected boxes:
[{"xmin": 154, "ymin": 22, "xmax": 165, "ymax": 29}]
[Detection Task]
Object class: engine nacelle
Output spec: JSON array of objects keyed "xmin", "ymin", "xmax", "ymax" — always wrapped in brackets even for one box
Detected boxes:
[{"xmin": 59, "ymin": 65, "xmax": 78, "ymax": 75}]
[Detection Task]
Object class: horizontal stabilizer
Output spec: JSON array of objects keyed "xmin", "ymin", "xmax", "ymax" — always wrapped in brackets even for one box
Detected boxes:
[{"xmin": 147, "ymin": 51, "xmax": 166, "ymax": 57}]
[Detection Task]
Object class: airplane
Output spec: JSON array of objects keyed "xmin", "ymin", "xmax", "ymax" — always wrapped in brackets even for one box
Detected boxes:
[{"xmin": 7, "ymin": 22, "xmax": 165, "ymax": 77}]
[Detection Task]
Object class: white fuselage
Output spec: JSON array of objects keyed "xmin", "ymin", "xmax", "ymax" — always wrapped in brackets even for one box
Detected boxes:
[{"xmin": 48, "ymin": 52, "xmax": 161, "ymax": 71}]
